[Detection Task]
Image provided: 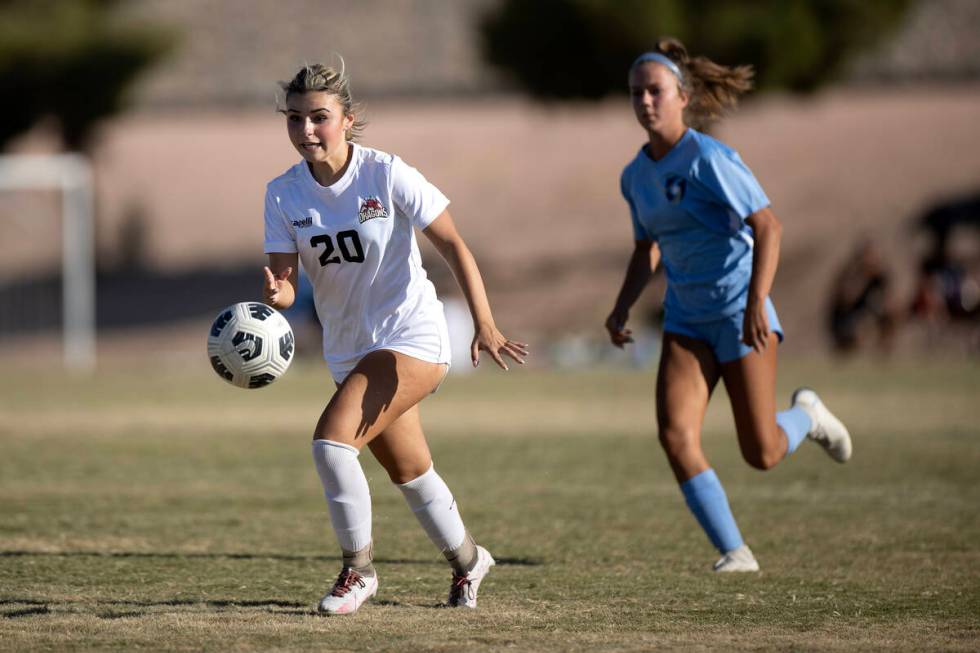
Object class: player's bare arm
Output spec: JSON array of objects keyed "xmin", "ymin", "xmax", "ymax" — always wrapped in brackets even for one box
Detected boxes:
[
  {"xmin": 263, "ymin": 252, "xmax": 299, "ymax": 309},
  {"xmin": 422, "ymin": 209, "xmax": 528, "ymax": 369},
  {"xmin": 606, "ymin": 239, "xmax": 660, "ymax": 348},
  {"xmin": 743, "ymin": 207, "xmax": 782, "ymax": 352}
]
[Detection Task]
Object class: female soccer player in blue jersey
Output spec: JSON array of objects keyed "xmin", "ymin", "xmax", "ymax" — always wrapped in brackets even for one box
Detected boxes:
[{"xmin": 606, "ymin": 38, "xmax": 852, "ymax": 572}]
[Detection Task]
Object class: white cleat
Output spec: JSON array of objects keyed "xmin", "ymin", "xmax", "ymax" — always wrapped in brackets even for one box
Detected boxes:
[
  {"xmin": 447, "ymin": 545, "xmax": 495, "ymax": 608},
  {"xmin": 713, "ymin": 544, "xmax": 760, "ymax": 573},
  {"xmin": 317, "ymin": 568, "xmax": 378, "ymax": 615},
  {"xmin": 792, "ymin": 388, "xmax": 852, "ymax": 463}
]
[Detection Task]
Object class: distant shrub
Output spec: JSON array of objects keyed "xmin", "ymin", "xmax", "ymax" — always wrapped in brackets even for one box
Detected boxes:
[
  {"xmin": 480, "ymin": 0, "xmax": 914, "ymax": 100},
  {"xmin": 0, "ymin": 0, "xmax": 175, "ymax": 151}
]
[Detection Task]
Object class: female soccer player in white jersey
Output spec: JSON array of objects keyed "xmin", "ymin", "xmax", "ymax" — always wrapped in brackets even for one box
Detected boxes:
[
  {"xmin": 605, "ymin": 39, "xmax": 852, "ymax": 572},
  {"xmin": 262, "ymin": 62, "xmax": 527, "ymax": 613}
]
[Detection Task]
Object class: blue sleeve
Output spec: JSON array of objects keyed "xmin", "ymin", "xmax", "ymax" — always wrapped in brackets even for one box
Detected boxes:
[
  {"xmin": 621, "ymin": 170, "xmax": 650, "ymax": 242},
  {"xmin": 694, "ymin": 149, "xmax": 769, "ymax": 220}
]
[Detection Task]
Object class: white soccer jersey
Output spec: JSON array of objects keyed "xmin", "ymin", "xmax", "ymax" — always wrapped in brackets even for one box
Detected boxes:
[{"xmin": 264, "ymin": 143, "xmax": 451, "ymax": 381}]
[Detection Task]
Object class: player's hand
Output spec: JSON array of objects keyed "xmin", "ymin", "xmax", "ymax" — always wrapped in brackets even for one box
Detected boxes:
[
  {"xmin": 605, "ymin": 310, "xmax": 633, "ymax": 348},
  {"xmin": 263, "ymin": 266, "xmax": 292, "ymax": 307},
  {"xmin": 741, "ymin": 298, "xmax": 770, "ymax": 353},
  {"xmin": 471, "ymin": 323, "xmax": 528, "ymax": 371}
]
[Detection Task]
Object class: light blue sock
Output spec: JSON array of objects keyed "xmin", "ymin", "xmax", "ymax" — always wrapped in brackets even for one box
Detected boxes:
[
  {"xmin": 776, "ymin": 406, "xmax": 812, "ymax": 454},
  {"xmin": 680, "ymin": 468, "xmax": 743, "ymax": 554}
]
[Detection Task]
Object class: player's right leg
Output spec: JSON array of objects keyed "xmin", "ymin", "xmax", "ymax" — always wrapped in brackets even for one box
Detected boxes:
[
  {"xmin": 311, "ymin": 439, "xmax": 378, "ymax": 614},
  {"xmin": 311, "ymin": 349, "xmax": 448, "ymax": 615},
  {"xmin": 658, "ymin": 332, "xmax": 758, "ymax": 572},
  {"xmin": 368, "ymin": 406, "xmax": 495, "ymax": 608}
]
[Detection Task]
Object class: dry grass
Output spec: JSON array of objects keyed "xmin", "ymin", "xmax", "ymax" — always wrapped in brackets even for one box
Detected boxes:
[{"xmin": 1, "ymin": 357, "xmax": 978, "ymax": 651}]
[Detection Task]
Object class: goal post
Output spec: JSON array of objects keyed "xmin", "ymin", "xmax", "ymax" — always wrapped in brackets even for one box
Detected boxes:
[{"xmin": 0, "ymin": 153, "xmax": 96, "ymax": 371}]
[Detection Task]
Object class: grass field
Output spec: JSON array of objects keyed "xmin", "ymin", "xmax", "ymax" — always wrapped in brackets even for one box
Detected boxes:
[{"xmin": 1, "ymin": 356, "xmax": 978, "ymax": 651}]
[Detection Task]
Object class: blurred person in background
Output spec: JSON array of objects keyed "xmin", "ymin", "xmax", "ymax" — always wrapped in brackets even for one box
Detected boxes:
[
  {"xmin": 605, "ymin": 38, "xmax": 852, "ymax": 573},
  {"xmin": 262, "ymin": 62, "xmax": 527, "ymax": 614},
  {"xmin": 909, "ymin": 193, "xmax": 980, "ymax": 329},
  {"xmin": 828, "ymin": 238, "xmax": 897, "ymax": 354}
]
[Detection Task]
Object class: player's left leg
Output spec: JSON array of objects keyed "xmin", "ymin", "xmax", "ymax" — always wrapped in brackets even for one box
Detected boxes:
[
  {"xmin": 369, "ymin": 406, "xmax": 494, "ymax": 608},
  {"xmin": 312, "ymin": 350, "xmax": 447, "ymax": 615},
  {"xmin": 720, "ymin": 333, "xmax": 811, "ymax": 470}
]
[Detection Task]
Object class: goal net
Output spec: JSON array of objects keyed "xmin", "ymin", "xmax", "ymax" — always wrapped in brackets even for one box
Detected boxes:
[{"xmin": 0, "ymin": 154, "xmax": 95, "ymax": 371}]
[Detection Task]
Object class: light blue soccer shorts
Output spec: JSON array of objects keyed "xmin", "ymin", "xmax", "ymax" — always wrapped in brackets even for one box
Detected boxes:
[{"xmin": 663, "ymin": 297, "xmax": 784, "ymax": 363}]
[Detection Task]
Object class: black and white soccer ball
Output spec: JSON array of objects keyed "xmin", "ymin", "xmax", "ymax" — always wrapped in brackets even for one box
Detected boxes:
[{"xmin": 207, "ymin": 302, "xmax": 294, "ymax": 389}]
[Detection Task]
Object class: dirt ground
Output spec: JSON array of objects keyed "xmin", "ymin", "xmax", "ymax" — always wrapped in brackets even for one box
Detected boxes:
[{"xmin": 3, "ymin": 85, "xmax": 980, "ymax": 362}]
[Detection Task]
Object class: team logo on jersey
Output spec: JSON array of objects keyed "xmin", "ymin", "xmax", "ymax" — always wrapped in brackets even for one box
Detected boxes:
[
  {"xmin": 664, "ymin": 175, "xmax": 686, "ymax": 205},
  {"xmin": 291, "ymin": 216, "xmax": 313, "ymax": 229},
  {"xmin": 358, "ymin": 197, "xmax": 389, "ymax": 223}
]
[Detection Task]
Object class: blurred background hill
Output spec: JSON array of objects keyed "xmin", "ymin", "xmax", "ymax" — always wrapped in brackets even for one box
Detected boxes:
[{"xmin": 2, "ymin": 0, "xmax": 979, "ymax": 369}]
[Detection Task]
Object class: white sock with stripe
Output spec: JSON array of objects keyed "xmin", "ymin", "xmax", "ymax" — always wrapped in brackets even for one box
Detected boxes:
[{"xmin": 397, "ymin": 464, "xmax": 475, "ymax": 572}]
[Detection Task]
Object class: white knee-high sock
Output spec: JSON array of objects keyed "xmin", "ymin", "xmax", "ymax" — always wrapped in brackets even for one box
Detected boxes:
[
  {"xmin": 396, "ymin": 464, "xmax": 466, "ymax": 553},
  {"xmin": 311, "ymin": 440, "xmax": 372, "ymax": 553}
]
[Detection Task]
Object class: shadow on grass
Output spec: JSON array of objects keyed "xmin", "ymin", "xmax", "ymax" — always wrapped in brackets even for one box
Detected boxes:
[
  {"xmin": 1, "ymin": 551, "xmax": 543, "ymax": 618},
  {"xmin": 1, "ymin": 597, "xmax": 312, "ymax": 619},
  {"xmin": 3, "ymin": 605, "xmax": 51, "ymax": 619},
  {"xmin": 494, "ymin": 557, "xmax": 539, "ymax": 566},
  {"xmin": 2, "ymin": 595, "xmax": 523, "ymax": 618}
]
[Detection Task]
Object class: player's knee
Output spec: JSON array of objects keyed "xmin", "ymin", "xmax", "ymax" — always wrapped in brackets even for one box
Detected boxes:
[
  {"xmin": 658, "ymin": 426, "xmax": 698, "ymax": 461},
  {"xmin": 741, "ymin": 445, "xmax": 782, "ymax": 471},
  {"xmin": 312, "ymin": 434, "xmax": 359, "ymax": 450},
  {"xmin": 735, "ymin": 422, "xmax": 784, "ymax": 470},
  {"xmin": 386, "ymin": 464, "xmax": 429, "ymax": 485}
]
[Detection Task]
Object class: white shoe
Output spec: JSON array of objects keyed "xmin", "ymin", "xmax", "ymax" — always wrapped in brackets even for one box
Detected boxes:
[
  {"xmin": 792, "ymin": 388, "xmax": 852, "ymax": 463},
  {"xmin": 317, "ymin": 568, "xmax": 378, "ymax": 615},
  {"xmin": 713, "ymin": 544, "xmax": 760, "ymax": 572},
  {"xmin": 447, "ymin": 545, "xmax": 495, "ymax": 608}
]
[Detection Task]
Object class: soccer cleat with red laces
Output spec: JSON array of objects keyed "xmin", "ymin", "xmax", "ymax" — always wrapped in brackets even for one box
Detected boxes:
[
  {"xmin": 317, "ymin": 568, "xmax": 378, "ymax": 615},
  {"xmin": 446, "ymin": 545, "xmax": 495, "ymax": 608}
]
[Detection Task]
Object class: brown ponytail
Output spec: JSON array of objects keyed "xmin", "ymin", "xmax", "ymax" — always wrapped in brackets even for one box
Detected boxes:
[{"xmin": 647, "ymin": 37, "xmax": 755, "ymax": 129}]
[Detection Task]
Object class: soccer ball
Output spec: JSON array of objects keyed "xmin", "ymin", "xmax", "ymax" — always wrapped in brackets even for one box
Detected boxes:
[{"xmin": 207, "ymin": 302, "xmax": 295, "ymax": 389}]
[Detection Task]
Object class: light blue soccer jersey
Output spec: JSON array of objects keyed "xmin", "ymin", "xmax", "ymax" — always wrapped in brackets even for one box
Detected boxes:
[{"xmin": 620, "ymin": 129, "xmax": 770, "ymax": 323}]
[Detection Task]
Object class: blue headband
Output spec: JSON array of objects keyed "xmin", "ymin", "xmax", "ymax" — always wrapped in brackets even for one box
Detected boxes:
[{"xmin": 632, "ymin": 52, "xmax": 684, "ymax": 83}]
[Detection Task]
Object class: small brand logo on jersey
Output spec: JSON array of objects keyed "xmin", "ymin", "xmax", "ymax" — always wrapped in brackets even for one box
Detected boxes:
[
  {"xmin": 291, "ymin": 216, "xmax": 314, "ymax": 229},
  {"xmin": 664, "ymin": 175, "xmax": 686, "ymax": 205},
  {"xmin": 358, "ymin": 197, "xmax": 389, "ymax": 223}
]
